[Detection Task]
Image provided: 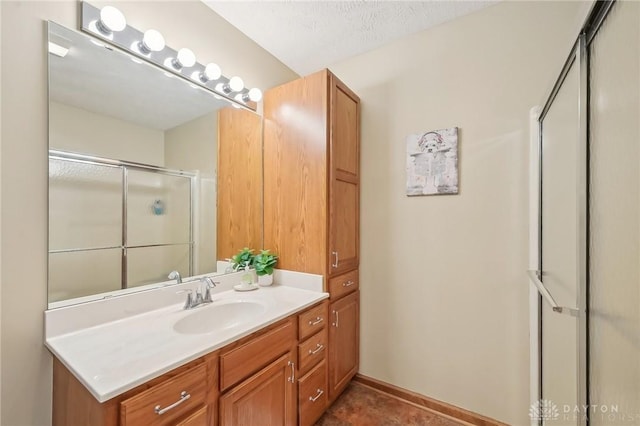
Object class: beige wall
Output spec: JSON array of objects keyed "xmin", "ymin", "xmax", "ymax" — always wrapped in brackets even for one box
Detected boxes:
[
  {"xmin": 49, "ymin": 101, "xmax": 165, "ymax": 164},
  {"xmin": 0, "ymin": 2, "xmax": 296, "ymax": 425},
  {"xmin": 330, "ymin": 2, "xmax": 583, "ymax": 424}
]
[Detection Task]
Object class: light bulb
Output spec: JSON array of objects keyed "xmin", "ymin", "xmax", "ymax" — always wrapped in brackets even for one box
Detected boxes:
[
  {"xmin": 229, "ymin": 76, "xmax": 244, "ymax": 92},
  {"xmin": 139, "ymin": 29, "xmax": 165, "ymax": 53},
  {"xmin": 248, "ymin": 88, "xmax": 262, "ymax": 102},
  {"xmin": 240, "ymin": 88, "xmax": 263, "ymax": 103},
  {"xmin": 173, "ymin": 48, "xmax": 196, "ymax": 69},
  {"xmin": 97, "ymin": 6, "xmax": 126, "ymax": 34},
  {"xmin": 200, "ymin": 63, "xmax": 221, "ymax": 82}
]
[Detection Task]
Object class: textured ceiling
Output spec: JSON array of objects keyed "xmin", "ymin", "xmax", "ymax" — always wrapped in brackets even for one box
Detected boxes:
[{"xmin": 203, "ymin": 1, "xmax": 497, "ymax": 76}]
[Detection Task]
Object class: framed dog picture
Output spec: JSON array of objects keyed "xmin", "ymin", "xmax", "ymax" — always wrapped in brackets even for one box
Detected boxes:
[{"xmin": 406, "ymin": 127, "xmax": 459, "ymax": 196}]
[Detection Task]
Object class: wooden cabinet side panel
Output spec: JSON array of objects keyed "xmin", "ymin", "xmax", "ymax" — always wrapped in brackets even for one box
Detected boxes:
[
  {"xmin": 53, "ymin": 358, "xmax": 118, "ymax": 426},
  {"xmin": 328, "ymin": 291, "xmax": 360, "ymax": 401},
  {"xmin": 217, "ymin": 107, "xmax": 263, "ymax": 260},
  {"xmin": 263, "ymin": 70, "xmax": 329, "ymax": 276}
]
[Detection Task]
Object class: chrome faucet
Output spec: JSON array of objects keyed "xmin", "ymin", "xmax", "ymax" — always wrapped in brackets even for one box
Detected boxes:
[
  {"xmin": 179, "ymin": 277, "xmax": 218, "ymax": 310},
  {"xmin": 168, "ymin": 270, "xmax": 182, "ymax": 284},
  {"xmin": 200, "ymin": 276, "xmax": 217, "ymax": 303}
]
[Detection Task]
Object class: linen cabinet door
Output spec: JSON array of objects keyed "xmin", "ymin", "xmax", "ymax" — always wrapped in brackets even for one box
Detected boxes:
[
  {"xmin": 328, "ymin": 291, "xmax": 359, "ymax": 400},
  {"xmin": 328, "ymin": 75, "xmax": 360, "ymax": 277},
  {"xmin": 219, "ymin": 352, "xmax": 296, "ymax": 426}
]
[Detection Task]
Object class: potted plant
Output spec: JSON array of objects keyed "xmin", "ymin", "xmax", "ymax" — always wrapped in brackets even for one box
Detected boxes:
[
  {"xmin": 230, "ymin": 247, "xmax": 254, "ymax": 272},
  {"xmin": 253, "ymin": 250, "xmax": 278, "ymax": 286}
]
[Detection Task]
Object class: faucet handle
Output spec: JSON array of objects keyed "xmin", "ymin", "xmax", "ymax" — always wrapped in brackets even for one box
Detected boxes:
[
  {"xmin": 201, "ymin": 277, "xmax": 218, "ymax": 303},
  {"xmin": 168, "ymin": 270, "xmax": 182, "ymax": 284},
  {"xmin": 176, "ymin": 289, "xmax": 194, "ymax": 309}
]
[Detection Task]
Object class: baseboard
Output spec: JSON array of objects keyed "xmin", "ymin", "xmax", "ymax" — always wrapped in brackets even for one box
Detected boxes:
[{"xmin": 353, "ymin": 374, "xmax": 508, "ymax": 426}]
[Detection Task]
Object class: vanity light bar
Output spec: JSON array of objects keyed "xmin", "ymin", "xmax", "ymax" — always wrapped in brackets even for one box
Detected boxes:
[{"xmin": 80, "ymin": 2, "xmax": 260, "ymax": 111}]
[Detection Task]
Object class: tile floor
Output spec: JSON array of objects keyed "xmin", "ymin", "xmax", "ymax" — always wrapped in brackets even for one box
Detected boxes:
[{"xmin": 315, "ymin": 382, "xmax": 471, "ymax": 426}]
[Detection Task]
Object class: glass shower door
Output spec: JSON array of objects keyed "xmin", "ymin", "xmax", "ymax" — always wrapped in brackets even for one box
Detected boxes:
[
  {"xmin": 48, "ymin": 158, "xmax": 123, "ymax": 301},
  {"xmin": 126, "ymin": 169, "xmax": 193, "ymax": 287},
  {"xmin": 534, "ymin": 3, "xmax": 640, "ymax": 425},
  {"xmin": 536, "ymin": 41, "xmax": 587, "ymax": 426},
  {"xmin": 589, "ymin": 1, "xmax": 640, "ymax": 423}
]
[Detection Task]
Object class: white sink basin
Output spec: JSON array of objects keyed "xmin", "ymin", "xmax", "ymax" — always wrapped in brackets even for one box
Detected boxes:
[{"xmin": 173, "ymin": 300, "xmax": 267, "ymax": 335}]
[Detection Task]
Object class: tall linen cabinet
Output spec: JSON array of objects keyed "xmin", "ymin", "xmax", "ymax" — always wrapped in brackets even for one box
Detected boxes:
[{"xmin": 263, "ymin": 69, "xmax": 360, "ymax": 422}]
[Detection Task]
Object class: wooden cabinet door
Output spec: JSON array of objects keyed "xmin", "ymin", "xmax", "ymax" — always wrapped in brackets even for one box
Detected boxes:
[
  {"xmin": 219, "ymin": 352, "xmax": 296, "ymax": 426},
  {"xmin": 328, "ymin": 291, "xmax": 359, "ymax": 400},
  {"xmin": 329, "ymin": 74, "xmax": 360, "ymax": 276}
]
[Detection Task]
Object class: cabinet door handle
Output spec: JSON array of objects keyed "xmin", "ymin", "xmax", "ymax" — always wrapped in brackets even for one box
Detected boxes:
[
  {"xmin": 342, "ymin": 280, "xmax": 354, "ymax": 287},
  {"xmin": 308, "ymin": 316, "xmax": 323, "ymax": 326},
  {"xmin": 287, "ymin": 361, "xmax": 295, "ymax": 383},
  {"xmin": 332, "ymin": 251, "xmax": 339, "ymax": 268},
  {"xmin": 332, "ymin": 310, "xmax": 339, "ymax": 327},
  {"xmin": 309, "ymin": 344, "xmax": 324, "ymax": 355},
  {"xmin": 309, "ymin": 388, "xmax": 324, "ymax": 402},
  {"xmin": 154, "ymin": 391, "xmax": 190, "ymax": 415}
]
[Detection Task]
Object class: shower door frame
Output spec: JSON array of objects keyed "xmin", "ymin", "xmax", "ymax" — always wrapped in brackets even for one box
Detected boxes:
[
  {"xmin": 49, "ymin": 149, "xmax": 196, "ymax": 289},
  {"xmin": 532, "ymin": 1, "xmax": 616, "ymax": 424}
]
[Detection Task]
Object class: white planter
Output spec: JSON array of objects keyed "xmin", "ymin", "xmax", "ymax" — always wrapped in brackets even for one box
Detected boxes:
[{"xmin": 257, "ymin": 274, "xmax": 274, "ymax": 286}]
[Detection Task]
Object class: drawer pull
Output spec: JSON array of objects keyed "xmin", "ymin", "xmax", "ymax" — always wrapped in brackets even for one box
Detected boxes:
[
  {"xmin": 308, "ymin": 344, "xmax": 324, "ymax": 355},
  {"xmin": 288, "ymin": 361, "xmax": 295, "ymax": 383},
  {"xmin": 308, "ymin": 316, "xmax": 324, "ymax": 326},
  {"xmin": 309, "ymin": 389, "xmax": 324, "ymax": 402},
  {"xmin": 342, "ymin": 280, "xmax": 355, "ymax": 287},
  {"xmin": 154, "ymin": 391, "xmax": 190, "ymax": 415}
]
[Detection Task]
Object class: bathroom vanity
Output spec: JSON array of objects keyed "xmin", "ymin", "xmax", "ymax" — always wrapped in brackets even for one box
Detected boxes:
[{"xmin": 48, "ymin": 283, "xmax": 334, "ymax": 426}]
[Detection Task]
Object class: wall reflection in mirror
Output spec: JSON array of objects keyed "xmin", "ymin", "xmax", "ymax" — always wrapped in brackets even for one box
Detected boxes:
[{"xmin": 47, "ymin": 21, "xmax": 262, "ymax": 307}]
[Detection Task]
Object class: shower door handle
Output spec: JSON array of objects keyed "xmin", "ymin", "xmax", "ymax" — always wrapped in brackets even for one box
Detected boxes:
[{"xmin": 527, "ymin": 270, "xmax": 579, "ymax": 316}]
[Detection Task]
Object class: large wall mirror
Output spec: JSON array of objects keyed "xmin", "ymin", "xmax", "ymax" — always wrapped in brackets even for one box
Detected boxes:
[{"xmin": 47, "ymin": 21, "xmax": 263, "ymax": 307}]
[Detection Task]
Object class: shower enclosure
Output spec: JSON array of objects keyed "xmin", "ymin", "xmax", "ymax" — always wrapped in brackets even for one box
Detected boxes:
[
  {"xmin": 531, "ymin": 1, "xmax": 640, "ymax": 425},
  {"xmin": 48, "ymin": 150, "xmax": 195, "ymax": 302}
]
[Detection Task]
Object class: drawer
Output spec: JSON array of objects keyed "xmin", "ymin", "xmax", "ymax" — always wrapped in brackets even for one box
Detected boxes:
[
  {"xmin": 298, "ymin": 360, "xmax": 328, "ymax": 426},
  {"xmin": 175, "ymin": 406, "xmax": 208, "ymax": 426},
  {"xmin": 120, "ymin": 363, "xmax": 207, "ymax": 426},
  {"xmin": 298, "ymin": 301, "xmax": 328, "ymax": 340},
  {"xmin": 220, "ymin": 318, "xmax": 295, "ymax": 391},
  {"xmin": 298, "ymin": 328, "xmax": 327, "ymax": 375},
  {"xmin": 329, "ymin": 270, "xmax": 359, "ymax": 300}
]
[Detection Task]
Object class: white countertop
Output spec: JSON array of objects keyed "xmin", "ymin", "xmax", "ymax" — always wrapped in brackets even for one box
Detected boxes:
[{"xmin": 45, "ymin": 284, "xmax": 327, "ymax": 402}]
